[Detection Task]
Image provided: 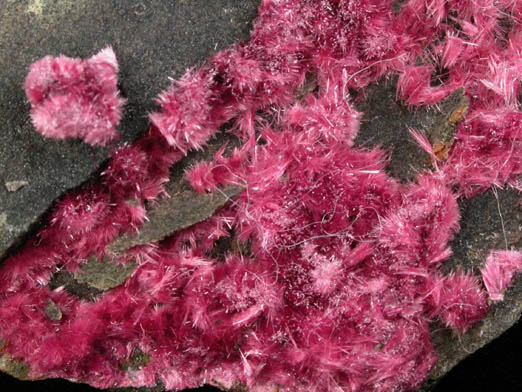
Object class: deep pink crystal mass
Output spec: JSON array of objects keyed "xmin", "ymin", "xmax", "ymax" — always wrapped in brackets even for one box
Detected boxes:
[
  {"xmin": 25, "ymin": 47, "xmax": 125, "ymax": 146},
  {"xmin": 2, "ymin": 1, "xmax": 522, "ymax": 391}
]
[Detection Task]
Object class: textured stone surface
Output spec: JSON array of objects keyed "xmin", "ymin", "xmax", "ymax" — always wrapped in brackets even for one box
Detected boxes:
[
  {"xmin": 107, "ymin": 184, "xmax": 242, "ymax": 255},
  {"xmin": 354, "ymin": 79, "xmax": 467, "ymax": 182},
  {"xmin": 0, "ymin": 0, "xmax": 260, "ymax": 261},
  {"xmin": 0, "ymin": 354, "xmax": 30, "ymax": 381}
]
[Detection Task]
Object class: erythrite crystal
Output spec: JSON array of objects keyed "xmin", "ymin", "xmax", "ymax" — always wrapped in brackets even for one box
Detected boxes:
[
  {"xmin": 2, "ymin": 1, "xmax": 522, "ymax": 392},
  {"xmin": 481, "ymin": 250, "xmax": 522, "ymax": 301},
  {"xmin": 24, "ymin": 47, "xmax": 125, "ymax": 146}
]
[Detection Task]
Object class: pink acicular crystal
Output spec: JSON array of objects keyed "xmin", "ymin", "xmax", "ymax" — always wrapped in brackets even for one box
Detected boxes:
[
  {"xmin": 24, "ymin": 47, "xmax": 125, "ymax": 146},
  {"xmin": 481, "ymin": 250, "xmax": 522, "ymax": 301},
  {"xmin": 2, "ymin": 1, "xmax": 522, "ymax": 392}
]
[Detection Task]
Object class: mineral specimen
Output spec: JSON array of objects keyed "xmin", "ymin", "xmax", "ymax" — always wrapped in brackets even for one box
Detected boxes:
[{"xmin": 1, "ymin": 1, "xmax": 522, "ymax": 392}]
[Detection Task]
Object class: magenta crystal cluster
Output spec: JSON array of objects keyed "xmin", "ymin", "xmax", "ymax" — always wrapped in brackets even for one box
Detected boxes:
[
  {"xmin": 25, "ymin": 47, "xmax": 125, "ymax": 146},
  {"xmin": 1, "ymin": 1, "xmax": 522, "ymax": 392}
]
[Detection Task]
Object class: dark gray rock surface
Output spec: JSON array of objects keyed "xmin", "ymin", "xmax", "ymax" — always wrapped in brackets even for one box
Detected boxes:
[
  {"xmin": 354, "ymin": 79, "xmax": 468, "ymax": 183},
  {"xmin": 0, "ymin": 0, "xmax": 260, "ymax": 261}
]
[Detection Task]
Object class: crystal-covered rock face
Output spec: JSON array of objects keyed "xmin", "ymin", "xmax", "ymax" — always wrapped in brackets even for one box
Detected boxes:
[{"xmin": 1, "ymin": 1, "xmax": 522, "ymax": 392}]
